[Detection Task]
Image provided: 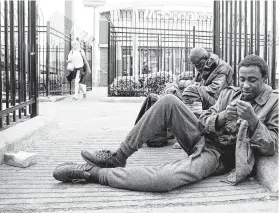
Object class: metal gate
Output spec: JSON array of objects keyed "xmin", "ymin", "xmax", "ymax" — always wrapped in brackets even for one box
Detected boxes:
[
  {"xmin": 108, "ymin": 9, "xmax": 213, "ymax": 96},
  {"xmin": 0, "ymin": 0, "xmax": 38, "ymax": 130},
  {"xmin": 213, "ymin": 0, "xmax": 278, "ymax": 88}
]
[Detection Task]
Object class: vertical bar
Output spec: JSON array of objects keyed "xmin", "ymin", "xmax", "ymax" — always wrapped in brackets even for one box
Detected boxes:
[
  {"xmin": 28, "ymin": 1, "xmax": 31, "ymax": 114},
  {"xmin": 255, "ymin": 0, "xmax": 260, "ymax": 55},
  {"xmin": 184, "ymin": 22, "xmax": 187, "ymax": 72},
  {"xmin": 69, "ymin": 34, "xmax": 72, "ymax": 94},
  {"xmin": 9, "ymin": 1, "xmax": 16, "ymax": 121},
  {"xmin": 0, "ymin": 1, "xmax": 2, "ymax": 128},
  {"xmin": 213, "ymin": 1, "xmax": 220, "ymax": 56},
  {"xmin": 157, "ymin": 34, "xmax": 160, "ymax": 72},
  {"xmin": 18, "ymin": 1, "xmax": 23, "ymax": 119},
  {"xmin": 213, "ymin": 1, "xmax": 216, "ymax": 54},
  {"xmin": 22, "ymin": 1, "xmax": 27, "ymax": 116},
  {"xmin": 46, "ymin": 21, "xmax": 50, "ymax": 96},
  {"xmin": 157, "ymin": 13, "xmax": 160, "ymax": 73},
  {"xmin": 250, "ymin": 0, "xmax": 253, "ymax": 54},
  {"xmin": 229, "ymin": 1, "xmax": 232, "ymax": 66},
  {"xmin": 233, "ymin": 1, "xmax": 237, "ymax": 85},
  {"xmin": 4, "ymin": 1, "xmax": 9, "ymax": 125},
  {"xmin": 56, "ymin": 45, "xmax": 58, "ymax": 75},
  {"xmin": 225, "ymin": 1, "xmax": 228, "ymax": 61},
  {"xmin": 271, "ymin": 1, "xmax": 276, "ymax": 89},
  {"xmin": 244, "ymin": 1, "xmax": 248, "ymax": 57},
  {"xmin": 263, "ymin": 0, "xmax": 268, "ymax": 61},
  {"xmin": 107, "ymin": 22, "xmax": 111, "ymax": 96},
  {"xmin": 238, "ymin": 0, "xmax": 242, "ymax": 81},
  {"xmin": 192, "ymin": 25, "xmax": 195, "ymax": 76},
  {"xmin": 167, "ymin": 14, "xmax": 169, "ymax": 73},
  {"xmin": 221, "ymin": 0, "xmax": 224, "ymax": 58},
  {"xmin": 29, "ymin": 0, "xmax": 38, "ymax": 118}
]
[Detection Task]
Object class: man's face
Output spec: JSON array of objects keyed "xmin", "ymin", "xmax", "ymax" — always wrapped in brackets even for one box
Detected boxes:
[
  {"xmin": 239, "ymin": 65, "xmax": 265, "ymax": 101},
  {"xmin": 190, "ymin": 56, "xmax": 208, "ymax": 71}
]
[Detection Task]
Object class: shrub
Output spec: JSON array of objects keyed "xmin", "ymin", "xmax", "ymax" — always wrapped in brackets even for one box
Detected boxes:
[
  {"xmin": 110, "ymin": 71, "xmax": 175, "ymax": 97},
  {"xmin": 109, "ymin": 76, "xmax": 142, "ymax": 96},
  {"xmin": 144, "ymin": 71, "xmax": 175, "ymax": 95}
]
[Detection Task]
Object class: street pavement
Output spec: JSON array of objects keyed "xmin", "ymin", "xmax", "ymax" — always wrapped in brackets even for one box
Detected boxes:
[{"xmin": 0, "ymin": 87, "xmax": 277, "ymax": 213}]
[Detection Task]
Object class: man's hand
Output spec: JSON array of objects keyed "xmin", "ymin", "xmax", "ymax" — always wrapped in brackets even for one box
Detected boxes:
[
  {"xmin": 216, "ymin": 101, "xmax": 237, "ymax": 130},
  {"xmin": 226, "ymin": 101, "xmax": 238, "ymax": 120},
  {"xmin": 236, "ymin": 100, "xmax": 259, "ymax": 133}
]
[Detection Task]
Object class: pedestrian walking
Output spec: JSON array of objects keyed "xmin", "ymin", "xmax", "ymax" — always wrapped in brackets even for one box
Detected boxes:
[{"xmin": 66, "ymin": 40, "xmax": 90, "ymax": 100}]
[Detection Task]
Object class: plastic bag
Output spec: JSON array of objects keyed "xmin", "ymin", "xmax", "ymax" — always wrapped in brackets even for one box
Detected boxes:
[{"xmin": 67, "ymin": 62, "xmax": 74, "ymax": 71}]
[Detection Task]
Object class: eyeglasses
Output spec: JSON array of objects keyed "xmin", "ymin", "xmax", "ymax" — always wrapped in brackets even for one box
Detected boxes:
[{"xmin": 190, "ymin": 56, "xmax": 208, "ymax": 68}]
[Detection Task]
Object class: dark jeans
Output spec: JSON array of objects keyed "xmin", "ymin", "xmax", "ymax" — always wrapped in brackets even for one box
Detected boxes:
[{"xmin": 99, "ymin": 95, "xmax": 221, "ymax": 191}]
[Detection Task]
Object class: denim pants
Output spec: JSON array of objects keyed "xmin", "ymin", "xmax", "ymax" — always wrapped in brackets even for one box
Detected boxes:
[
  {"xmin": 99, "ymin": 94, "xmax": 221, "ymax": 192},
  {"xmin": 182, "ymin": 84, "xmax": 216, "ymax": 110}
]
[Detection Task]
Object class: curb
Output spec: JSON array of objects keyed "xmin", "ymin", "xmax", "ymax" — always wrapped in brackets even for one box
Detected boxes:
[
  {"xmin": 0, "ymin": 103, "xmax": 58, "ymax": 164},
  {"xmin": 38, "ymin": 95, "xmax": 67, "ymax": 102},
  {"xmin": 255, "ymin": 154, "xmax": 278, "ymax": 193},
  {"xmin": 100, "ymin": 97, "xmax": 146, "ymax": 103}
]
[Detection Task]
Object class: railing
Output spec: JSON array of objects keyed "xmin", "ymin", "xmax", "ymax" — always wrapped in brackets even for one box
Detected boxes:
[
  {"xmin": 0, "ymin": 0, "xmax": 93, "ymax": 130},
  {"xmin": 38, "ymin": 21, "xmax": 93, "ymax": 96},
  {"xmin": 107, "ymin": 9, "xmax": 213, "ymax": 96},
  {"xmin": 0, "ymin": 0, "xmax": 37, "ymax": 130},
  {"xmin": 213, "ymin": 0, "xmax": 278, "ymax": 88}
]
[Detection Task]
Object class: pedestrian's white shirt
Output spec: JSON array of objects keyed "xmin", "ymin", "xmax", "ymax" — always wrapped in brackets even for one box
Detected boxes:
[{"xmin": 68, "ymin": 49, "xmax": 85, "ymax": 68}]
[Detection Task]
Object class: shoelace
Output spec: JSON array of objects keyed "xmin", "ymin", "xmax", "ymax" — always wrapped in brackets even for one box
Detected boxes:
[
  {"xmin": 95, "ymin": 150, "xmax": 113, "ymax": 162},
  {"xmin": 70, "ymin": 164, "xmax": 88, "ymax": 182}
]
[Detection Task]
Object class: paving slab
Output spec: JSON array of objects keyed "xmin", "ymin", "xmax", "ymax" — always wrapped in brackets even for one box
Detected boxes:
[{"xmin": 0, "ymin": 88, "xmax": 277, "ymax": 213}]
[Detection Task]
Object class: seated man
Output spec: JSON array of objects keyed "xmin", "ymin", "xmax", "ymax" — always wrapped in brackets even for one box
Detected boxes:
[
  {"xmin": 183, "ymin": 47, "xmax": 233, "ymax": 109},
  {"xmin": 137, "ymin": 47, "xmax": 233, "ymax": 147},
  {"xmin": 53, "ymin": 55, "xmax": 278, "ymax": 192},
  {"xmin": 134, "ymin": 72, "xmax": 193, "ymax": 147}
]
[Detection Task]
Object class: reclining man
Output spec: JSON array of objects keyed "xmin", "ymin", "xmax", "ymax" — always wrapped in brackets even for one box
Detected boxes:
[
  {"xmin": 53, "ymin": 55, "xmax": 278, "ymax": 192},
  {"xmin": 136, "ymin": 47, "xmax": 233, "ymax": 147}
]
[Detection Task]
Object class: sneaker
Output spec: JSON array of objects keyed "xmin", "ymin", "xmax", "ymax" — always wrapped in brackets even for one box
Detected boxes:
[
  {"xmin": 81, "ymin": 150, "xmax": 126, "ymax": 168},
  {"xmin": 72, "ymin": 97, "xmax": 78, "ymax": 101},
  {"xmin": 53, "ymin": 162, "xmax": 98, "ymax": 182},
  {"xmin": 83, "ymin": 94, "xmax": 86, "ymax": 99}
]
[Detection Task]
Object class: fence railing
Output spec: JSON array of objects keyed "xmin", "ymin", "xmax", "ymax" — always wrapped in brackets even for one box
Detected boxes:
[
  {"xmin": 0, "ymin": 0, "xmax": 93, "ymax": 130},
  {"xmin": 38, "ymin": 21, "xmax": 93, "ymax": 96},
  {"xmin": 213, "ymin": 0, "xmax": 278, "ymax": 88},
  {"xmin": 107, "ymin": 9, "xmax": 213, "ymax": 96},
  {"xmin": 0, "ymin": 0, "xmax": 37, "ymax": 130}
]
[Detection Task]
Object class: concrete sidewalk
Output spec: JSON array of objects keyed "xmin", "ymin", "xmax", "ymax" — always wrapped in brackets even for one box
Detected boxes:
[{"xmin": 0, "ymin": 88, "xmax": 277, "ymax": 213}]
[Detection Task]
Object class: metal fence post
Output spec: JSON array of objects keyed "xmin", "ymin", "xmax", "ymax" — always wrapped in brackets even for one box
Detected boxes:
[
  {"xmin": 29, "ymin": 0, "xmax": 38, "ymax": 118},
  {"xmin": 0, "ymin": 1, "xmax": 2, "ymax": 128},
  {"xmin": 271, "ymin": 1, "xmax": 276, "ymax": 89},
  {"xmin": 4, "ymin": 1, "xmax": 10, "ymax": 125},
  {"xmin": 46, "ymin": 21, "xmax": 50, "ymax": 96},
  {"xmin": 192, "ymin": 26, "xmax": 196, "ymax": 76},
  {"xmin": 9, "ymin": 1, "xmax": 16, "ymax": 122},
  {"xmin": 69, "ymin": 34, "xmax": 72, "ymax": 94},
  {"xmin": 107, "ymin": 21, "xmax": 111, "ymax": 96}
]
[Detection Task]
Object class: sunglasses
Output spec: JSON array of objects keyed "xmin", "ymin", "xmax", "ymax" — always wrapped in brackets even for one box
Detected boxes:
[{"xmin": 190, "ymin": 56, "xmax": 208, "ymax": 68}]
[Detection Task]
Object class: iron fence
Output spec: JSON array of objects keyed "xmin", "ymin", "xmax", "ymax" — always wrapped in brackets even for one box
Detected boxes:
[
  {"xmin": 38, "ymin": 20, "xmax": 93, "ymax": 96},
  {"xmin": 0, "ymin": 0, "xmax": 93, "ymax": 130},
  {"xmin": 213, "ymin": 0, "xmax": 278, "ymax": 88},
  {"xmin": 108, "ymin": 9, "xmax": 213, "ymax": 96},
  {"xmin": 0, "ymin": 0, "xmax": 37, "ymax": 130}
]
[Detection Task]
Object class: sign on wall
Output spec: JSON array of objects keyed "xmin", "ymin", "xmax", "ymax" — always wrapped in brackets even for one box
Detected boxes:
[{"xmin": 83, "ymin": 0, "xmax": 106, "ymax": 7}]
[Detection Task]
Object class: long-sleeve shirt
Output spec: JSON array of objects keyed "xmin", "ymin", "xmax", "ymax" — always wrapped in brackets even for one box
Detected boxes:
[
  {"xmin": 198, "ymin": 84, "xmax": 278, "ymax": 184},
  {"xmin": 182, "ymin": 54, "xmax": 233, "ymax": 110},
  {"xmin": 200, "ymin": 84, "xmax": 278, "ymax": 156}
]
